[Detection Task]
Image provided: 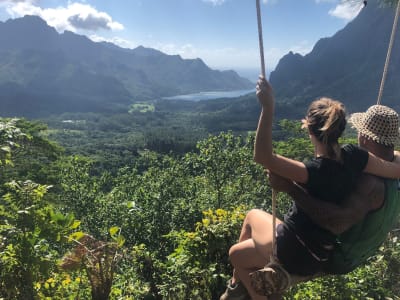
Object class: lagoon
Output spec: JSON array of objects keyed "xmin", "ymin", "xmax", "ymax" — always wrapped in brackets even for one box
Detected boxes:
[{"xmin": 162, "ymin": 88, "xmax": 255, "ymax": 102}]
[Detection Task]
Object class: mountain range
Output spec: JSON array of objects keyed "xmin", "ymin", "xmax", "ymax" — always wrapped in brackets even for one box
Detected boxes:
[
  {"xmin": 1, "ymin": 0, "xmax": 400, "ymax": 119},
  {"xmin": 270, "ymin": 0, "xmax": 400, "ymax": 116},
  {"xmin": 0, "ymin": 15, "xmax": 253, "ymax": 117}
]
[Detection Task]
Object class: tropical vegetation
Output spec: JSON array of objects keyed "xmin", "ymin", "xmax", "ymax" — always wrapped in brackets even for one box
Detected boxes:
[{"xmin": 1, "ymin": 117, "xmax": 399, "ymax": 300}]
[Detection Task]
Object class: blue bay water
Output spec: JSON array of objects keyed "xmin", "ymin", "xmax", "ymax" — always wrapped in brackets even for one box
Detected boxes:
[{"xmin": 162, "ymin": 88, "xmax": 255, "ymax": 102}]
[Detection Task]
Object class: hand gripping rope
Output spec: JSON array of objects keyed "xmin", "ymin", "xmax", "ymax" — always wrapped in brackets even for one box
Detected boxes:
[
  {"xmin": 255, "ymin": 0, "xmax": 276, "ymax": 261},
  {"xmin": 250, "ymin": 1, "xmax": 291, "ymax": 296},
  {"xmin": 251, "ymin": 0, "xmax": 400, "ymax": 296},
  {"xmin": 255, "ymin": 0, "xmax": 280, "ymax": 267}
]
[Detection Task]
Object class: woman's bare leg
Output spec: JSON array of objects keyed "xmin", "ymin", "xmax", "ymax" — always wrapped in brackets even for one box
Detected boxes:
[
  {"xmin": 229, "ymin": 209, "xmax": 282, "ymax": 300},
  {"xmin": 230, "ymin": 239, "xmax": 268, "ymax": 299}
]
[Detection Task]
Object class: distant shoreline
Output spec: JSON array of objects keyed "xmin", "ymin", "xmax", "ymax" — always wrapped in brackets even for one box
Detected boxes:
[{"xmin": 162, "ymin": 89, "xmax": 255, "ymax": 102}]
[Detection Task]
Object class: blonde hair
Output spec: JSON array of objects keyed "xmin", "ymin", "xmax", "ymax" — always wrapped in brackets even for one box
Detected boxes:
[{"xmin": 306, "ymin": 97, "xmax": 347, "ymax": 160}]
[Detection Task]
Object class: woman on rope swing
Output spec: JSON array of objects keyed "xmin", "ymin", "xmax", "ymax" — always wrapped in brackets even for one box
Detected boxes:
[{"xmin": 220, "ymin": 76, "xmax": 400, "ymax": 300}]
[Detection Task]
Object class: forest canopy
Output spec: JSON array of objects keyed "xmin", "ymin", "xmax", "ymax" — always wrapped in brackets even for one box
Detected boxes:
[{"xmin": 0, "ymin": 118, "xmax": 399, "ymax": 299}]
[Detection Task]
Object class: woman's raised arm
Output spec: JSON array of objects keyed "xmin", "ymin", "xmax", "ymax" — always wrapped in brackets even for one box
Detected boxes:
[{"xmin": 254, "ymin": 77, "xmax": 308, "ymax": 184}]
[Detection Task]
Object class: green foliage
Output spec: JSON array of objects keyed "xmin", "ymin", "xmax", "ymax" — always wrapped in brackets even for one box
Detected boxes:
[
  {"xmin": 129, "ymin": 103, "xmax": 155, "ymax": 113},
  {"xmin": 62, "ymin": 132, "xmax": 268, "ymax": 252},
  {"xmin": 57, "ymin": 156, "xmax": 104, "ymax": 233},
  {"xmin": 0, "ymin": 118, "xmax": 25, "ymax": 166},
  {"xmin": 0, "ymin": 118, "xmax": 63, "ymax": 191},
  {"xmin": 34, "ymin": 272, "xmax": 92, "ymax": 300},
  {"xmin": 60, "ymin": 228, "xmax": 125, "ymax": 300},
  {"xmin": 0, "ymin": 180, "xmax": 76, "ymax": 299},
  {"xmin": 146, "ymin": 207, "xmax": 246, "ymax": 300},
  {"xmin": 0, "ymin": 115, "xmax": 398, "ymax": 299},
  {"xmin": 0, "ymin": 118, "xmax": 77, "ymax": 299},
  {"xmin": 50, "ymin": 132, "xmax": 272, "ymax": 298},
  {"xmin": 194, "ymin": 132, "xmax": 267, "ymax": 209}
]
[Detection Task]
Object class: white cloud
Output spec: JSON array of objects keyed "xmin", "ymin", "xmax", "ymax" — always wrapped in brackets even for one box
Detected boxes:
[
  {"xmin": 152, "ymin": 42, "xmax": 197, "ymax": 58},
  {"xmin": 5, "ymin": 1, "xmax": 123, "ymax": 32},
  {"xmin": 289, "ymin": 40, "xmax": 313, "ymax": 55},
  {"xmin": 260, "ymin": 41, "xmax": 313, "ymax": 70},
  {"xmin": 329, "ymin": 1, "xmax": 363, "ymax": 20},
  {"xmin": 264, "ymin": 47, "xmax": 286, "ymax": 69},
  {"xmin": 67, "ymin": 3, "xmax": 123, "ymax": 31},
  {"xmin": 262, "ymin": 0, "xmax": 278, "ymax": 4},
  {"xmin": 5, "ymin": 1, "xmax": 41, "ymax": 16},
  {"xmin": 0, "ymin": 0, "xmax": 37, "ymax": 3},
  {"xmin": 89, "ymin": 34, "xmax": 135, "ymax": 49},
  {"xmin": 314, "ymin": 0, "xmax": 363, "ymax": 20},
  {"xmin": 202, "ymin": 0, "xmax": 226, "ymax": 6}
]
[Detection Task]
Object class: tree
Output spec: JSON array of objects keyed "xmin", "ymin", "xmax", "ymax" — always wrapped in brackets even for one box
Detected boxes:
[
  {"xmin": 0, "ymin": 119, "xmax": 76, "ymax": 300},
  {"xmin": 0, "ymin": 180, "xmax": 77, "ymax": 299}
]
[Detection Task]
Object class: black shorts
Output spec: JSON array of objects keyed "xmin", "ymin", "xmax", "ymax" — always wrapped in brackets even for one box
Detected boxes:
[{"xmin": 276, "ymin": 224, "xmax": 328, "ymax": 276}]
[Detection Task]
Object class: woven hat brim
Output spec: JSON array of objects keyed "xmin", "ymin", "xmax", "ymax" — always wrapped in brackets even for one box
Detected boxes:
[
  {"xmin": 348, "ymin": 113, "xmax": 364, "ymax": 132},
  {"xmin": 348, "ymin": 112, "xmax": 400, "ymax": 147}
]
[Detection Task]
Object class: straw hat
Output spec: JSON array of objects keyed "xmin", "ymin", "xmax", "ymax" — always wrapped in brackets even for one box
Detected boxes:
[{"xmin": 348, "ymin": 105, "xmax": 400, "ymax": 147}]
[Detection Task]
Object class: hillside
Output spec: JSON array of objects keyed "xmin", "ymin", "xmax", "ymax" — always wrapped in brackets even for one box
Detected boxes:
[
  {"xmin": 0, "ymin": 15, "xmax": 253, "ymax": 117},
  {"xmin": 270, "ymin": 0, "xmax": 400, "ymax": 116}
]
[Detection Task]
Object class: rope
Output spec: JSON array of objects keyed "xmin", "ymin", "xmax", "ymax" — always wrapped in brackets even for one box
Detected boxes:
[
  {"xmin": 255, "ymin": 0, "xmax": 278, "ymax": 263},
  {"xmin": 271, "ymin": 189, "xmax": 278, "ymax": 263},
  {"xmin": 256, "ymin": 0, "xmax": 266, "ymax": 78},
  {"xmin": 377, "ymin": 0, "xmax": 400, "ymax": 105}
]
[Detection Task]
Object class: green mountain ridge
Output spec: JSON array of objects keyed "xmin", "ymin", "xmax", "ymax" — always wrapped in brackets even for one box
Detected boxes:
[
  {"xmin": 270, "ymin": 0, "xmax": 400, "ymax": 116},
  {"xmin": 0, "ymin": 15, "xmax": 253, "ymax": 117}
]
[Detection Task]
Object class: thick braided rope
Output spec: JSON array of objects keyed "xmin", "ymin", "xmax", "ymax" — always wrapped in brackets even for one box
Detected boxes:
[{"xmin": 377, "ymin": 0, "xmax": 400, "ymax": 105}]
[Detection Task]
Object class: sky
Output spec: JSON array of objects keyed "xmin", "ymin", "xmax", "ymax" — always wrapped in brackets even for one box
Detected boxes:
[{"xmin": 0, "ymin": 0, "xmax": 365, "ymax": 80}]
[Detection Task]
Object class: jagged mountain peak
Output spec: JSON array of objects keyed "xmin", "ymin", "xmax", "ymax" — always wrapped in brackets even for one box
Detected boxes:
[
  {"xmin": 0, "ymin": 15, "xmax": 253, "ymax": 117},
  {"xmin": 270, "ymin": 0, "xmax": 400, "ymax": 116}
]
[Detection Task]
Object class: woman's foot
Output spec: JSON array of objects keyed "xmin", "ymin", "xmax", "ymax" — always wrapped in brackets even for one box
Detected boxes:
[
  {"xmin": 249, "ymin": 263, "xmax": 290, "ymax": 296},
  {"xmin": 220, "ymin": 279, "xmax": 251, "ymax": 300}
]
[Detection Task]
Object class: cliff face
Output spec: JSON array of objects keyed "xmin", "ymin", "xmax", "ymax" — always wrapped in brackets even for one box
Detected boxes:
[{"xmin": 270, "ymin": 0, "xmax": 400, "ymax": 115}]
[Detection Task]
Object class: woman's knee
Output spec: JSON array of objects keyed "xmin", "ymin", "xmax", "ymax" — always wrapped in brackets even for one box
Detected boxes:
[
  {"xmin": 245, "ymin": 208, "xmax": 265, "ymax": 220},
  {"xmin": 228, "ymin": 242, "xmax": 241, "ymax": 265},
  {"xmin": 229, "ymin": 240, "xmax": 250, "ymax": 267},
  {"xmin": 244, "ymin": 209, "xmax": 274, "ymax": 225},
  {"xmin": 229, "ymin": 239, "xmax": 266, "ymax": 268}
]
